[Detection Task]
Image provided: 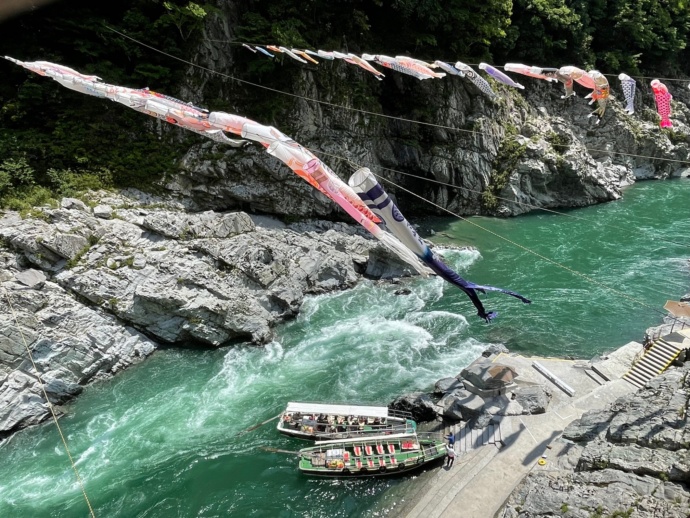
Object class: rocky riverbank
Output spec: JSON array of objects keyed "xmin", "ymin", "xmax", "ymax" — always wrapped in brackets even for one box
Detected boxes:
[
  {"xmin": 500, "ymin": 358, "xmax": 690, "ymax": 517},
  {"xmin": 0, "ymin": 189, "xmax": 420, "ymax": 438},
  {"xmin": 387, "ymin": 314, "xmax": 690, "ymax": 517}
]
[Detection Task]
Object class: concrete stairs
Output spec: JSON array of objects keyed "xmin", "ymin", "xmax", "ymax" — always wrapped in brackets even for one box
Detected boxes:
[
  {"xmin": 623, "ymin": 338, "xmax": 683, "ymax": 388},
  {"xmin": 403, "ymin": 443, "xmax": 499, "ymax": 518},
  {"xmin": 444, "ymin": 421, "xmax": 505, "ymax": 453}
]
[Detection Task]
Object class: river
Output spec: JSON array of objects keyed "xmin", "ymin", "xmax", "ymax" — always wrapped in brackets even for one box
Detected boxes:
[{"xmin": 1, "ymin": 179, "xmax": 688, "ymax": 517}]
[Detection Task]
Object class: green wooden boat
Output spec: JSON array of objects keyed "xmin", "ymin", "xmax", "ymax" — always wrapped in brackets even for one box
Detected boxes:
[{"xmin": 298, "ymin": 433, "xmax": 447, "ymax": 477}]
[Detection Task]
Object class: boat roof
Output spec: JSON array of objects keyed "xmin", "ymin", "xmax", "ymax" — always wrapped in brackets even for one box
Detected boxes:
[
  {"xmin": 311, "ymin": 432, "xmax": 419, "ymax": 447},
  {"xmin": 285, "ymin": 402, "xmax": 390, "ymax": 418}
]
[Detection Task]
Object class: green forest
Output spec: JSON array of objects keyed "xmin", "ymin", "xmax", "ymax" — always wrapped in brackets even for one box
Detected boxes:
[{"xmin": 0, "ymin": 0, "xmax": 688, "ymax": 212}]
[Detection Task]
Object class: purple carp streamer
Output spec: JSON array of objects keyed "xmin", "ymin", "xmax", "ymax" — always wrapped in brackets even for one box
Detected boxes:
[
  {"xmin": 6, "ymin": 56, "xmax": 429, "ymax": 276},
  {"xmin": 348, "ymin": 168, "xmax": 530, "ymax": 322},
  {"xmin": 618, "ymin": 74, "xmax": 636, "ymax": 114},
  {"xmin": 478, "ymin": 63, "xmax": 524, "ymax": 89},
  {"xmin": 454, "ymin": 62, "xmax": 497, "ymax": 99}
]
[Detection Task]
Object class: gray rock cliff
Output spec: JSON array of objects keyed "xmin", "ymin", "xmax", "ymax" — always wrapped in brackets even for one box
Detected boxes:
[
  {"xmin": 500, "ymin": 363, "xmax": 690, "ymax": 517},
  {"xmin": 153, "ymin": 7, "xmax": 690, "ymax": 219},
  {"xmin": 0, "ymin": 190, "xmax": 414, "ymax": 437}
]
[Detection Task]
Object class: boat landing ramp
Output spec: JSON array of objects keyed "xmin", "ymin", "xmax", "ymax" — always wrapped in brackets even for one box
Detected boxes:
[{"xmin": 378, "ymin": 342, "xmax": 650, "ymax": 518}]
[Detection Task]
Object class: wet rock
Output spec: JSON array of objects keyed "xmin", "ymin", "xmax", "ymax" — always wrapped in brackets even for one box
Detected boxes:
[
  {"xmin": 389, "ymin": 392, "xmax": 438, "ymax": 423},
  {"xmin": 482, "ymin": 344, "xmax": 509, "ymax": 357}
]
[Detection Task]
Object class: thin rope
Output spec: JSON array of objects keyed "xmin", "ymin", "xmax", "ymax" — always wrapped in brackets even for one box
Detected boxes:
[
  {"xmin": 296, "ymin": 145, "xmax": 688, "ymax": 315},
  {"xmin": 103, "ymin": 26, "xmax": 690, "ymax": 167},
  {"xmin": 104, "ymin": 26, "xmax": 688, "ymax": 311},
  {"xmin": 207, "ymin": 37, "xmax": 690, "ymax": 84},
  {"xmin": 367, "ymin": 173, "xmax": 684, "ymax": 321},
  {"xmin": 313, "ymin": 148, "xmax": 689, "ymax": 313},
  {"xmin": 2, "ymin": 288, "xmax": 96, "ymax": 518},
  {"xmin": 308, "ymin": 147, "xmax": 690, "ymax": 249}
]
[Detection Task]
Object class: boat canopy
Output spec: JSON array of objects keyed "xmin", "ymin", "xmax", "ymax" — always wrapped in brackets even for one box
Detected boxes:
[{"xmin": 285, "ymin": 402, "xmax": 390, "ymax": 418}]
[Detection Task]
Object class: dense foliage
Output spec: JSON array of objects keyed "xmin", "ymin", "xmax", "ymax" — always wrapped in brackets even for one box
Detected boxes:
[
  {"xmin": 0, "ymin": 0, "xmax": 206, "ymax": 208},
  {"xmin": 0, "ymin": 0, "xmax": 688, "ymax": 209}
]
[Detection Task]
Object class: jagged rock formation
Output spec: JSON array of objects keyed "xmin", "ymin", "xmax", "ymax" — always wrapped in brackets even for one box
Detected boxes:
[
  {"xmin": 155, "ymin": 7, "xmax": 690, "ymax": 220},
  {"xmin": 0, "ymin": 191, "xmax": 414, "ymax": 437},
  {"xmin": 500, "ymin": 364, "xmax": 690, "ymax": 517},
  {"xmin": 390, "ymin": 350, "xmax": 553, "ymax": 424}
]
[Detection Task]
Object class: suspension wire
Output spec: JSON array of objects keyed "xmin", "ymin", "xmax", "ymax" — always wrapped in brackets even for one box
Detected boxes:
[
  {"xmin": 347, "ymin": 167, "xmax": 684, "ymax": 323},
  {"xmin": 105, "ymin": 26, "xmax": 690, "ymax": 252},
  {"xmin": 206, "ymin": 37, "xmax": 690, "ymax": 85},
  {"xmin": 105, "ymin": 25, "xmax": 690, "ymax": 301},
  {"xmin": 310, "ymin": 150, "xmax": 690, "ymax": 249},
  {"xmin": 104, "ymin": 25, "xmax": 690, "ymax": 168},
  {"xmin": 312, "ymin": 147, "xmax": 688, "ymax": 300},
  {"xmin": 2, "ymin": 287, "xmax": 96, "ymax": 518},
  {"xmin": 104, "ymin": 27, "xmax": 690, "ymax": 299}
]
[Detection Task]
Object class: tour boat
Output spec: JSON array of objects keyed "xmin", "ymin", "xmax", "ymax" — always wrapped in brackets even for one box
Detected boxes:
[
  {"xmin": 297, "ymin": 433, "xmax": 447, "ymax": 477},
  {"xmin": 277, "ymin": 402, "xmax": 415, "ymax": 441}
]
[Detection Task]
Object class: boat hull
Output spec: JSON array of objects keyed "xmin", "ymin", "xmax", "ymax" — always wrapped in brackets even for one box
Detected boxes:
[
  {"xmin": 299, "ymin": 456, "xmax": 444, "ymax": 478},
  {"xmin": 297, "ymin": 435, "xmax": 447, "ymax": 479}
]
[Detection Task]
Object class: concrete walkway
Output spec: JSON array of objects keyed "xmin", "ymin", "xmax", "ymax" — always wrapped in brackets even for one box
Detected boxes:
[{"xmin": 384, "ymin": 350, "xmax": 639, "ymax": 518}]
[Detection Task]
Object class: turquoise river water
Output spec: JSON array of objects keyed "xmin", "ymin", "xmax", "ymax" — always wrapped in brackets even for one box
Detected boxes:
[{"xmin": 1, "ymin": 180, "xmax": 689, "ymax": 517}]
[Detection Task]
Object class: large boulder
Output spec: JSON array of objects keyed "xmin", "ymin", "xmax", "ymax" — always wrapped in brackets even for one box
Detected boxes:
[
  {"xmin": 514, "ymin": 385, "xmax": 552, "ymax": 414},
  {"xmin": 433, "ymin": 377, "xmax": 464, "ymax": 395},
  {"xmin": 437, "ymin": 389, "xmax": 485, "ymax": 421},
  {"xmin": 389, "ymin": 392, "xmax": 438, "ymax": 423},
  {"xmin": 563, "ymin": 409, "xmax": 616, "ymax": 442},
  {"xmin": 461, "ymin": 360, "xmax": 519, "ymax": 390}
]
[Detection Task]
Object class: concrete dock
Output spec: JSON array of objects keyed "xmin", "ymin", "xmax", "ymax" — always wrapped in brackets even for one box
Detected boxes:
[{"xmin": 377, "ymin": 345, "xmax": 642, "ymax": 518}]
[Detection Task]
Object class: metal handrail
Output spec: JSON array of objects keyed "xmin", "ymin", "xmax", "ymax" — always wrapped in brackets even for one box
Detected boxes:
[
  {"xmin": 388, "ymin": 408, "xmax": 414, "ymax": 419},
  {"xmin": 415, "ymin": 431, "xmax": 445, "ymax": 440},
  {"xmin": 305, "ymin": 424, "xmax": 417, "ymax": 441}
]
